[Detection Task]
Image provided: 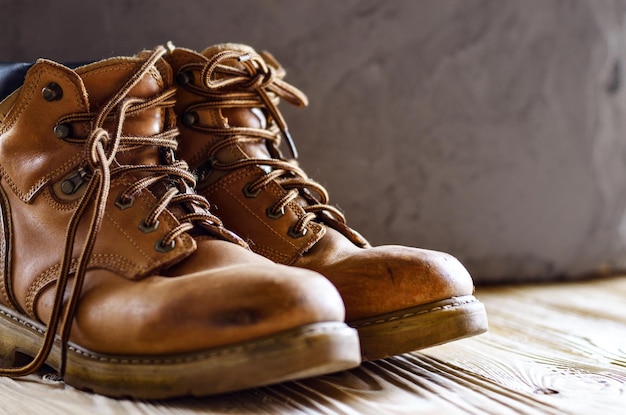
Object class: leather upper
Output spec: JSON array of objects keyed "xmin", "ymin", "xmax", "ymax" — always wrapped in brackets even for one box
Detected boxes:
[
  {"xmin": 167, "ymin": 44, "xmax": 477, "ymax": 322},
  {"xmin": 0, "ymin": 51, "xmax": 346, "ymax": 355}
]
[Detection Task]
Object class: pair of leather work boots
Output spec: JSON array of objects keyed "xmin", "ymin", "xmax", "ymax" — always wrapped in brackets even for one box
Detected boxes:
[{"xmin": 0, "ymin": 43, "xmax": 487, "ymax": 399}]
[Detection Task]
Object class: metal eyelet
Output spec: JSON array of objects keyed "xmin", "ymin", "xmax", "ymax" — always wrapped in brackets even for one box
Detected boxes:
[
  {"xmin": 176, "ymin": 71, "xmax": 194, "ymax": 86},
  {"xmin": 288, "ymin": 225, "xmax": 308, "ymax": 239},
  {"xmin": 243, "ymin": 182, "xmax": 261, "ymax": 198},
  {"xmin": 139, "ymin": 219, "xmax": 159, "ymax": 233},
  {"xmin": 53, "ymin": 123, "xmax": 71, "ymax": 139},
  {"xmin": 266, "ymin": 206, "xmax": 285, "ymax": 219},
  {"xmin": 60, "ymin": 168, "xmax": 88, "ymax": 195},
  {"xmin": 155, "ymin": 239, "xmax": 176, "ymax": 253},
  {"xmin": 181, "ymin": 111, "xmax": 198, "ymax": 127},
  {"xmin": 42, "ymin": 82, "xmax": 63, "ymax": 101},
  {"xmin": 115, "ymin": 194, "xmax": 134, "ymax": 210}
]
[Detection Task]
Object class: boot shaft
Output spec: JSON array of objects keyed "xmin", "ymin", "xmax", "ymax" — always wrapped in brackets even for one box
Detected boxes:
[
  {"xmin": 166, "ymin": 45, "xmax": 278, "ymax": 173},
  {"xmin": 166, "ymin": 44, "xmax": 369, "ymax": 264},
  {"xmin": 0, "ymin": 50, "xmax": 198, "ymax": 317}
]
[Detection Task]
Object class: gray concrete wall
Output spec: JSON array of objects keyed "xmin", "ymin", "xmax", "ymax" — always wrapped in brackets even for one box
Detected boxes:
[{"xmin": 2, "ymin": 0, "xmax": 626, "ymax": 282}]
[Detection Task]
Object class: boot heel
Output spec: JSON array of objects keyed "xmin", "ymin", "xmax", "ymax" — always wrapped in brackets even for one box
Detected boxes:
[
  {"xmin": 351, "ymin": 295, "xmax": 488, "ymax": 361},
  {"xmin": 0, "ymin": 320, "xmax": 19, "ymax": 366},
  {"xmin": 0, "ymin": 306, "xmax": 42, "ymax": 368},
  {"xmin": 0, "ymin": 343, "xmax": 29, "ymax": 368},
  {"xmin": 0, "ymin": 342, "xmax": 17, "ymax": 366}
]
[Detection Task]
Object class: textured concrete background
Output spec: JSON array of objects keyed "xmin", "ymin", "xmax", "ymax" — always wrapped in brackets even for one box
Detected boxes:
[{"xmin": 2, "ymin": 0, "xmax": 626, "ymax": 282}]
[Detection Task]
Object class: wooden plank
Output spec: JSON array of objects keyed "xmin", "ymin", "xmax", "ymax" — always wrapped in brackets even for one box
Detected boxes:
[
  {"xmin": 1, "ymin": 277, "xmax": 625, "ymax": 414},
  {"xmin": 422, "ymin": 278, "xmax": 626, "ymax": 414}
]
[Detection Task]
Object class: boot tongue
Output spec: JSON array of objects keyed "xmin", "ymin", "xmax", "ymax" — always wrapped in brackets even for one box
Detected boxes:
[
  {"xmin": 198, "ymin": 44, "xmax": 276, "ymax": 162},
  {"xmin": 75, "ymin": 56, "xmax": 188, "ymax": 215},
  {"xmin": 201, "ymin": 42, "xmax": 257, "ymax": 58},
  {"xmin": 75, "ymin": 56, "xmax": 171, "ymax": 167}
]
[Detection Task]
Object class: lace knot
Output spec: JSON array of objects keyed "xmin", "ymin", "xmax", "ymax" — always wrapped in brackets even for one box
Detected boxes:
[
  {"xmin": 242, "ymin": 65, "xmax": 276, "ymax": 91},
  {"xmin": 86, "ymin": 127, "xmax": 114, "ymax": 168}
]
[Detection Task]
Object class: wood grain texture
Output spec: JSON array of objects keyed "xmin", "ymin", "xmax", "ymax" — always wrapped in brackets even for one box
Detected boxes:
[{"xmin": 1, "ymin": 276, "xmax": 625, "ymax": 414}]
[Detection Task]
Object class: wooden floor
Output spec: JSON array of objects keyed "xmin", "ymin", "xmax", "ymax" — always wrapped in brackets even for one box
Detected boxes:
[{"xmin": 1, "ymin": 276, "xmax": 625, "ymax": 414}]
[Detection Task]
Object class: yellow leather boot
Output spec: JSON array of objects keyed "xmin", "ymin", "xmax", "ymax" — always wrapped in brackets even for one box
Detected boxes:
[
  {"xmin": 166, "ymin": 43, "xmax": 488, "ymax": 361},
  {"xmin": 0, "ymin": 46, "xmax": 361, "ymax": 398}
]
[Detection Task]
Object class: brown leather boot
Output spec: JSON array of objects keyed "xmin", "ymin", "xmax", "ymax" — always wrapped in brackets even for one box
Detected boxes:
[
  {"xmin": 166, "ymin": 44, "xmax": 488, "ymax": 361},
  {"xmin": 0, "ymin": 46, "xmax": 361, "ymax": 398}
]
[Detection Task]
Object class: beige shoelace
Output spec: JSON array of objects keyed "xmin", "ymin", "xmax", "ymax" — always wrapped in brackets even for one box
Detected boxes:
[
  {"xmin": 0, "ymin": 45, "xmax": 245, "ymax": 378},
  {"xmin": 180, "ymin": 49, "xmax": 369, "ymax": 245}
]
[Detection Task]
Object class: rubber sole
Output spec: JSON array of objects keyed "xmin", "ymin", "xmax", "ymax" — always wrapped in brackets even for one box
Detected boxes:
[
  {"xmin": 349, "ymin": 295, "xmax": 488, "ymax": 361},
  {"xmin": 0, "ymin": 304, "xmax": 361, "ymax": 399}
]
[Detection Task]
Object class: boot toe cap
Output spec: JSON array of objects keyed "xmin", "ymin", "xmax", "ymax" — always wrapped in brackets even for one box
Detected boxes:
[
  {"xmin": 39, "ymin": 264, "xmax": 346, "ymax": 356},
  {"xmin": 320, "ymin": 245, "xmax": 476, "ymax": 322}
]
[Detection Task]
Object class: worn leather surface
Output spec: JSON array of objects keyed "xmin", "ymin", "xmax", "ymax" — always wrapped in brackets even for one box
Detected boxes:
[
  {"xmin": 0, "ymin": 55, "xmax": 346, "ymax": 355},
  {"xmin": 168, "ymin": 45, "xmax": 476, "ymax": 322}
]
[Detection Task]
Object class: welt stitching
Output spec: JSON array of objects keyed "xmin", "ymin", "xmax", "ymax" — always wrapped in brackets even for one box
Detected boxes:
[{"xmin": 350, "ymin": 297, "xmax": 480, "ymax": 328}]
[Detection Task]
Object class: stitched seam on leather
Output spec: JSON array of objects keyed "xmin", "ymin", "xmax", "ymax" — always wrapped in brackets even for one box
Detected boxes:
[
  {"xmin": 44, "ymin": 185, "xmax": 82, "ymax": 211},
  {"xmin": 0, "ymin": 269, "xmax": 8, "ymax": 307},
  {"xmin": 248, "ymin": 221, "xmax": 325, "ymax": 265},
  {"xmin": 251, "ymin": 245, "xmax": 291, "ymax": 264},
  {"xmin": 0, "ymin": 66, "xmax": 37, "ymax": 199},
  {"xmin": 0, "ymin": 183, "xmax": 21, "ymax": 312},
  {"xmin": 0, "ymin": 213, "xmax": 9, "ymax": 306},
  {"xmin": 25, "ymin": 263, "xmax": 65, "ymax": 319},
  {"xmin": 0, "ymin": 307, "xmax": 47, "ymax": 335},
  {"xmin": 208, "ymin": 168, "xmax": 305, "ymax": 246},
  {"xmin": 25, "ymin": 254, "xmax": 144, "ymax": 318},
  {"xmin": 206, "ymin": 168, "xmax": 324, "ymax": 263},
  {"xmin": 0, "ymin": 153, "xmax": 85, "ymax": 204},
  {"xmin": 103, "ymin": 209, "xmax": 153, "ymax": 265},
  {"xmin": 105, "ymin": 179, "xmax": 158, "ymax": 268},
  {"xmin": 0, "ymin": 307, "xmax": 348, "ymax": 364},
  {"xmin": 290, "ymin": 222, "xmax": 325, "ymax": 265},
  {"xmin": 102, "ymin": 184, "xmax": 194, "ymax": 277},
  {"xmin": 25, "ymin": 153, "xmax": 85, "ymax": 202},
  {"xmin": 40, "ymin": 64, "xmax": 87, "ymax": 114},
  {"xmin": 224, "ymin": 186, "xmax": 301, "ymax": 245},
  {"xmin": 96, "ymin": 253, "xmax": 143, "ymax": 274},
  {"xmin": 79, "ymin": 62, "xmax": 147, "ymax": 81},
  {"xmin": 21, "ymin": 63, "xmax": 87, "ymax": 200},
  {"xmin": 349, "ymin": 297, "xmax": 480, "ymax": 328},
  {"xmin": 0, "ymin": 64, "xmax": 87, "ymax": 202},
  {"xmin": 0, "ymin": 65, "xmax": 41, "ymax": 133},
  {"xmin": 78, "ymin": 62, "xmax": 165, "ymax": 103},
  {"xmin": 70, "ymin": 323, "xmax": 347, "ymax": 363}
]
